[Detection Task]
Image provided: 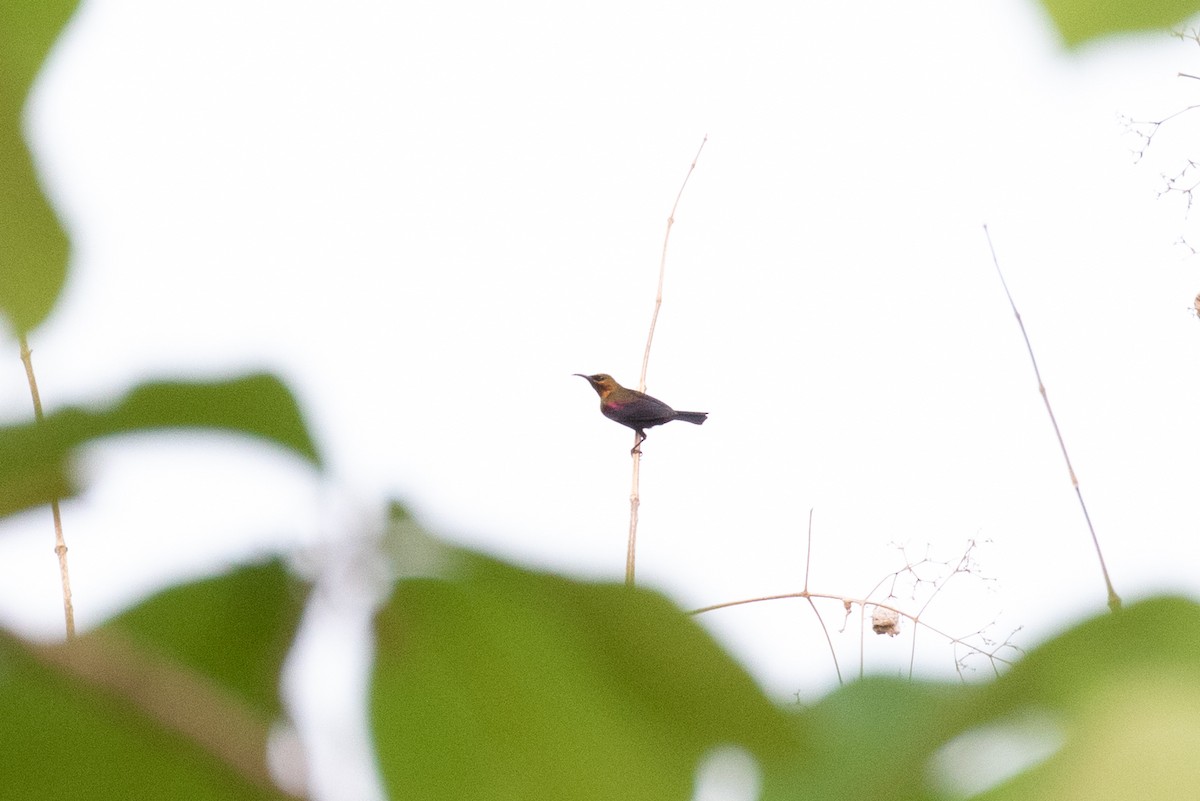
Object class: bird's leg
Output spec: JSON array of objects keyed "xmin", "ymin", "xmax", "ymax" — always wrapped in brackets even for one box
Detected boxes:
[{"xmin": 630, "ymin": 429, "xmax": 647, "ymax": 455}]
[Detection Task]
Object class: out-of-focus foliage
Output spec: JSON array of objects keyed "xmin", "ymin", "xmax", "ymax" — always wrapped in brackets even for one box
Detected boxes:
[
  {"xmin": 964, "ymin": 597, "xmax": 1200, "ymax": 800},
  {"xmin": 6, "ymin": 544, "xmax": 1200, "ymax": 800},
  {"xmin": 370, "ymin": 545, "xmax": 805, "ymax": 801},
  {"xmin": 5, "ymin": 2, "xmax": 1200, "ymax": 800},
  {"xmin": 107, "ymin": 558, "xmax": 306, "ymax": 718},
  {"xmin": 764, "ymin": 597, "xmax": 1200, "ymax": 800},
  {"xmin": 0, "ymin": 1, "xmax": 76, "ymax": 335},
  {"xmin": 1040, "ymin": 0, "xmax": 1200, "ymax": 46},
  {"xmin": 0, "ymin": 374, "xmax": 322, "ymax": 520},
  {"xmin": 0, "ymin": 560, "xmax": 307, "ymax": 801},
  {"xmin": 2, "ymin": 15, "xmax": 326, "ymax": 797}
]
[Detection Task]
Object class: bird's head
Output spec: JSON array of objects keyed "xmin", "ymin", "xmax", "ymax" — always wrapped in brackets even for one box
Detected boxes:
[{"xmin": 574, "ymin": 372, "xmax": 620, "ymax": 398}]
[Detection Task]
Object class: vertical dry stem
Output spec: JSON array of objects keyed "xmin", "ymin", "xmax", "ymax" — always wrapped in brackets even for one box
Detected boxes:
[
  {"xmin": 625, "ymin": 135, "xmax": 708, "ymax": 587},
  {"xmin": 983, "ymin": 225, "xmax": 1121, "ymax": 612},
  {"xmin": 638, "ymin": 135, "xmax": 708, "ymax": 391},
  {"xmin": 18, "ymin": 335, "xmax": 76, "ymax": 637},
  {"xmin": 626, "ymin": 445, "xmax": 641, "ymax": 585},
  {"xmin": 800, "ymin": 508, "xmax": 843, "ymax": 683}
]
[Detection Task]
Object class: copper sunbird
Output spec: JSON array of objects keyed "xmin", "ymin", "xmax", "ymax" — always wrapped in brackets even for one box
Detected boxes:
[{"xmin": 574, "ymin": 373, "xmax": 707, "ymax": 453}]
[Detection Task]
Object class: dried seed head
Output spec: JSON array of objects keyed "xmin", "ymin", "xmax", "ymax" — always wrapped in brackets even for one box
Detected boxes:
[{"xmin": 872, "ymin": 606, "xmax": 901, "ymax": 637}]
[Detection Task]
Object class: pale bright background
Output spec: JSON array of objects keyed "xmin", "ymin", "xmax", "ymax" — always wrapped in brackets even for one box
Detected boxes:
[{"xmin": 3, "ymin": 1, "xmax": 1200, "ymax": 798}]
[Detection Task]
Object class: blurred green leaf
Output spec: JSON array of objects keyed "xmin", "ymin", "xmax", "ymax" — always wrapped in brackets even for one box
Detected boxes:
[
  {"xmin": 764, "ymin": 678, "xmax": 970, "ymax": 801},
  {"xmin": 106, "ymin": 558, "xmax": 307, "ymax": 718},
  {"xmin": 369, "ymin": 546, "xmax": 1200, "ymax": 801},
  {"xmin": 6, "ymin": 523, "xmax": 1200, "ymax": 801},
  {"xmin": 371, "ymin": 553, "xmax": 806, "ymax": 801},
  {"xmin": 968, "ymin": 597, "xmax": 1200, "ymax": 799},
  {"xmin": 0, "ymin": 373, "xmax": 321, "ymax": 519},
  {"xmin": 0, "ymin": 1, "xmax": 77, "ymax": 335},
  {"xmin": 1039, "ymin": 0, "xmax": 1200, "ymax": 46},
  {"xmin": 0, "ymin": 559, "xmax": 308, "ymax": 800},
  {"xmin": 758, "ymin": 597, "xmax": 1200, "ymax": 801},
  {"xmin": 106, "ymin": 375, "xmax": 322, "ymax": 466}
]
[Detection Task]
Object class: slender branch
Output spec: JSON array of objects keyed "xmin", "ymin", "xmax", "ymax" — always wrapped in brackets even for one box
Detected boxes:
[
  {"xmin": 1121, "ymin": 104, "xmax": 1200, "ymax": 162},
  {"xmin": 796, "ymin": 509, "xmax": 843, "ymax": 682},
  {"xmin": 638, "ymin": 135, "xmax": 707, "ymax": 391},
  {"xmin": 905, "ymin": 543, "xmax": 974, "ymax": 678},
  {"xmin": 18, "ymin": 335, "xmax": 75, "ymax": 638},
  {"xmin": 806, "ymin": 596, "xmax": 843, "ymax": 685},
  {"xmin": 688, "ymin": 590, "xmax": 1018, "ymax": 668},
  {"xmin": 698, "ymin": 540, "xmax": 1011, "ymax": 680},
  {"xmin": 802, "ymin": 508, "xmax": 814, "ymax": 592},
  {"xmin": 625, "ymin": 135, "xmax": 708, "ymax": 587},
  {"xmin": 983, "ymin": 225, "xmax": 1120, "ymax": 612},
  {"xmin": 625, "ymin": 442, "xmax": 640, "ymax": 586},
  {"xmin": 858, "ymin": 602, "xmax": 865, "ymax": 680}
]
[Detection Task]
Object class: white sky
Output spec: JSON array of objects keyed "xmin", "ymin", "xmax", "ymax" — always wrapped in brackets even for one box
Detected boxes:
[{"xmin": 4, "ymin": 1, "xmax": 1200, "ymax": 797}]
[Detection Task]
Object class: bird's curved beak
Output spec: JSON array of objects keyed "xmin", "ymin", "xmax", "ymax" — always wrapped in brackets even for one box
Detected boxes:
[{"xmin": 572, "ymin": 373, "xmax": 590, "ymax": 381}]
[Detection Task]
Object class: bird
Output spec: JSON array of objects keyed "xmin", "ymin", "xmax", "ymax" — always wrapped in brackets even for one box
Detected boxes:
[{"xmin": 574, "ymin": 373, "xmax": 707, "ymax": 453}]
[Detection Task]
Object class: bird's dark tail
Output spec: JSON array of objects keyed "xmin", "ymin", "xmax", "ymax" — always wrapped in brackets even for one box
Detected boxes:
[{"xmin": 675, "ymin": 411, "xmax": 708, "ymax": 425}]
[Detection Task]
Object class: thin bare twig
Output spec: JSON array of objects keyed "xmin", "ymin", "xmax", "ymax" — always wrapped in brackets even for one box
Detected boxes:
[
  {"xmin": 697, "ymin": 537, "xmax": 1015, "ymax": 682},
  {"xmin": 689, "ymin": 590, "xmax": 1019, "ymax": 673},
  {"xmin": 797, "ymin": 508, "xmax": 843, "ymax": 682},
  {"xmin": 625, "ymin": 135, "xmax": 708, "ymax": 587},
  {"xmin": 802, "ymin": 508, "xmax": 814, "ymax": 593},
  {"xmin": 638, "ymin": 135, "xmax": 708, "ymax": 391},
  {"xmin": 1121, "ymin": 104, "xmax": 1200, "ymax": 162},
  {"xmin": 807, "ymin": 596, "xmax": 843, "ymax": 684},
  {"xmin": 626, "ymin": 451, "xmax": 641, "ymax": 586},
  {"xmin": 18, "ymin": 335, "xmax": 75, "ymax": 638},
  {"xmin": 983, "ymin": 225, "xmax": 1120, "ymax": 612}
]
